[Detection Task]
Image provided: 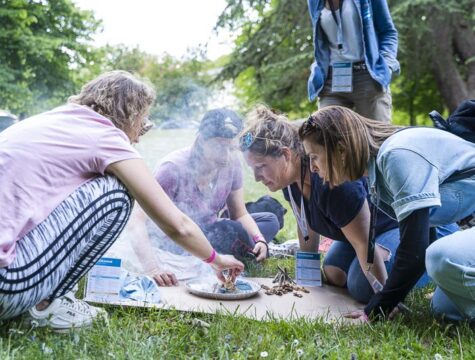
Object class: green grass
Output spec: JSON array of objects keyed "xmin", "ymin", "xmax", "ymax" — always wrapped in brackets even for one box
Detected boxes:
[
  {"xmin": 1, "ymin": 287, "xmax": 474, "ymax": 359},
  {"xmin": 1, "ymin": 130, "xmax": 473, "ymax": 359}
]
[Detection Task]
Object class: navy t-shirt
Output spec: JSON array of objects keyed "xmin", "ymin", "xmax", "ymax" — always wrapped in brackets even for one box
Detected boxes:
[{"xmin": 282, "ymin": 172, "xmax": 397, "ymax": 242}]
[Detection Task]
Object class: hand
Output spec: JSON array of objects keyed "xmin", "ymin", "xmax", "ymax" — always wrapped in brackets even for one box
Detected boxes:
[
  {"xmin": 345, "ymin": 306, "xmax": 402, "ymax": 322},
  {"xmin": 211, "ymin": 254, "xmax": 244, "ymax": 282},
  {"xmin": 150, "ymin": 270, "xmax": 178, "ymax": 287},
  {"xmin": 344, "ymin": 310, "xmax": 370, "ymax": 323},
  {"xmin": 253, "ymin": 242, "xmax": 268, "ymax": 262}
]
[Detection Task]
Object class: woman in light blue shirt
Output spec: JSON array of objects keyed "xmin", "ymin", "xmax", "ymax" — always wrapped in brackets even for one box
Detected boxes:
[{"xmin": 298, "ymin": 105, "xmax": 475, "ymax": 323}]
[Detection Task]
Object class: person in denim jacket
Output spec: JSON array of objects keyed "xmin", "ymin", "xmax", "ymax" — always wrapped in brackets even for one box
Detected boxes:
[
  {"xmin": 307, "ymin": 0, "xmax": 399, "ymax": 122},
  {"xmin": 299, "ymin": 106, "xmax": 474, "ymax": 323}
]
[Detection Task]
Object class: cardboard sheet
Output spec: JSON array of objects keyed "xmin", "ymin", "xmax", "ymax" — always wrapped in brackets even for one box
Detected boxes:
[
  {"xmin": 87, "ymin": 277, "xmax": 363, "ymax": 322},
  {"xmin": 85, "ymin": 234, "xmax": 361, "ymax": 322},
  {"xmin": 158, "ymin": 277, "xmax": 362, "ymax": 321}
]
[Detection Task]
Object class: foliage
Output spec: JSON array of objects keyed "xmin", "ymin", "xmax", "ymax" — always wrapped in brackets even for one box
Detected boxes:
[
  {"xmin": 217, "ymin": 0, "xmax": 315, "ymax": 118},
  {"xmin": 389, "ymin": 0, "xmax": 475, "ymax": 121},
  {"xmin": 216, "ymin": 0, "xmax": 475, "ymax": 123},
  {"xmin": 102, "ymin": 45, "xmax": 215, "ymax": 123},
  {"xmin": 0, "ymin": 0, "xmax": 101, "ymax": 117}
]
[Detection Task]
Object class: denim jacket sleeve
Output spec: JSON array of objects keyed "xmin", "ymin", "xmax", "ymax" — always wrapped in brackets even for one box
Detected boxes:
[
  {"xmin": 377, "ymin": 148, "xmax": 441, "ymax": 221},
  {"xmin": 371, "ymin": 0, "xmax": 400, "ymax": 74},
  {"xmin": 307, "ymin": 0, "xmax": 319, "ymax": 25}
]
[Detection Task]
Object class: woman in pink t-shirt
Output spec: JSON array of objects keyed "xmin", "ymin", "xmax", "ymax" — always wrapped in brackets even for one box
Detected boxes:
[{"xmin": 0, "ymin": 71, "xmax": 243, "ymax": 331}]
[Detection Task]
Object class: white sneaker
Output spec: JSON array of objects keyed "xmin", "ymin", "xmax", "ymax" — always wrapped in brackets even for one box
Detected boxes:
[
  {"xmin": 28, "ymin": 292, "xmax": 108, "ymax": 332},
  {"xmin": 268, "ymin": 239, "xmax": 300, "ymax": 258}
]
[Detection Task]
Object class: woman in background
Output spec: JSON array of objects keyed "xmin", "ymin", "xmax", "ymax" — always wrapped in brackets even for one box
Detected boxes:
[{"xmin": 307, "ymin": 0, "xmax": 399, "ymax": 122}]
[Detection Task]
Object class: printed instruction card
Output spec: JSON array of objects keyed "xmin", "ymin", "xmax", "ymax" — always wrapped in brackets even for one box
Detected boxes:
[
  {"xmin": 295, "ymin": 251, "xmax": 322, "ymax": 287},
  {"xmin": 85, "ymin": 257, "xmax": 122, "ymax": 302}
]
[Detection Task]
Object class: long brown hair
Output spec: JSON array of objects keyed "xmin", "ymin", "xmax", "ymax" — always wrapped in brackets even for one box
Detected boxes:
[{"xmin": 298, "ymin": 106, "xmax": 401, "ymax": 186}]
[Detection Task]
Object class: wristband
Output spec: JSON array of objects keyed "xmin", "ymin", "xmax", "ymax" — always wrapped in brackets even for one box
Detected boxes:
[
  {"xmin": 203, "ymin": 249, "xmax": 217, "ymax": 264},
  {"xmin": 252, "ymin": 234, "xmax": 264, "ymax": 243}
]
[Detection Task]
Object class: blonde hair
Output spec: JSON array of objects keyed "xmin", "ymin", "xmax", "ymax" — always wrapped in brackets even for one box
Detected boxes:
[
  {"xmin": 298, "ymin": 106, "xmax": 401, "ymax": 186},
  {"xmin": 240, "ymin": 105, "xmax": 304, "ymax": 157},
  {"xmin": 69, "ymin": 70, "xmax": 156, "ymax": 136}
]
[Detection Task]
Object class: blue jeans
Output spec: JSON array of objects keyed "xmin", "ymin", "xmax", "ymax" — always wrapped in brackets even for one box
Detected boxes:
[
  {"xmin": 324, "ymin": 224, "xmax": 459, "ymax": 304},
  {"xmin": 427, "ymin": 226, "xmax": 475, "ymax": 322}
]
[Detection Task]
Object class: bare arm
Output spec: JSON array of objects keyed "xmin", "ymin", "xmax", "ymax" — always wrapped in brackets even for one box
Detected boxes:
[
  {"xmin": 226, "ymin": 188, "xmax": 267, "ymax": 261},
  {"xmin": 340, "ymin": 200, "xmax": 388, "ymax": 290},
  {"xmin": 106, "ymin": 159, "xmax": 244, "ymax": 277}
]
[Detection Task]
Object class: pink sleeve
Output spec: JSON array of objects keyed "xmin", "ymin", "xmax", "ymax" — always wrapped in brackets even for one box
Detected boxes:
[
  {"xmin": 92, "ymin": 127, "xmax": 142, "ymax": 175},
  {"xmin": 154, "ymin": 161, "xmax": 179, "ymax": 199}
]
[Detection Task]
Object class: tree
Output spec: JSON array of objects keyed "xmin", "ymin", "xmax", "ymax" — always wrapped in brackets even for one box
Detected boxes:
[
  {"xmin": 216, "ymin": 0, "xmax": 314, "ymax": 117},
  {"xmin": 102, "ymin": 45, "xmax": 215, "ymax": 123},
  {"xmin": 390, "ymin": 0, "xmax": 475, "ymax": 114},
  {"xmin": 0, "ymin": 0, "xmax": 100, "ymax": 117},
  {"xmin": 216, "ymin": 0, "xmax": 475, "ymax": 122}
]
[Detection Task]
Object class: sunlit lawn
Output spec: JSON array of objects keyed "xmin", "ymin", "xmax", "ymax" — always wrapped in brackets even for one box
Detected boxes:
[{"xmin": 1, "ymin": 130, "xmax": 473, "ymax": 359}]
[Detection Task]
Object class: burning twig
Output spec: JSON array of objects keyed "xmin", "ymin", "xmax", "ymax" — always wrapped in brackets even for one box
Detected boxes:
[{"xmin": 221, "ymin": 270, "xmax": 236, "ymax": 292}]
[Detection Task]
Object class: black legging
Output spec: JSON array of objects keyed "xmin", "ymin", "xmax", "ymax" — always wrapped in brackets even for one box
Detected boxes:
[{"xmin": 201, "ymin": 213, "xmax": 279, "ymax": 259}]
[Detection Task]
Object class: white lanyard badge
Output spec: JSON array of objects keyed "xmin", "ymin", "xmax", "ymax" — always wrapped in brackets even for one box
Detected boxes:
[{"xmin": 287, "ymin": 185, "xmax": 310, "ymax": 242}]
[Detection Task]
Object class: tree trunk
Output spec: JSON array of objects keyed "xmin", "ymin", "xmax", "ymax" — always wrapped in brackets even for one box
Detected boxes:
[
  {"xmin": 452, "ymin": 13, "xmax": 475, "ymax": 95},
  {"xmin": 428, "ymin": 9, "xmax": 475, "ymax": 111}
]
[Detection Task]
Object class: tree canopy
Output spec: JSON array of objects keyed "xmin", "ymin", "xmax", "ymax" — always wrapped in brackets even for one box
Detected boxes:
[
  {"xmin": 0, "ymin": 0, "xmax": 100, "ymax": 117},
  {"xmin": 0, "ymin": 1, "xmax": 216, "ymax": 122},
  {"xmin": 216, "ymin": 0, "xmax": 475, "ymax": 124},
  {"xmin": 101, "ymin": 45, "xmax": 215, "ymax": 123},
  {"xmin": 2, "ymin": 0, "xmax": 474, "ymax": 124}
]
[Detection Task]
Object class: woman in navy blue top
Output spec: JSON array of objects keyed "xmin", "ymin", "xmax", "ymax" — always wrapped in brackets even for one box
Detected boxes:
[{"xmin": 239, "ymin": 105, "xmax": 456, "ymax": 304}]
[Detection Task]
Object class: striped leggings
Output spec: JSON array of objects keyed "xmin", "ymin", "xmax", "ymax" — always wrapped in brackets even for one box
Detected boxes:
[{"xmin": 0, "ymin": 176, "xmax": 133, "ymax": 320}]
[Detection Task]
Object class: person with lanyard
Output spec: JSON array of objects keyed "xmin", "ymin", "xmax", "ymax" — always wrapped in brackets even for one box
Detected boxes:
[
  {"xmin": 299, "ymin": 105, "xmax": 474, "ymax": 323},
  {"xmin": 129, "ymin": 108, "xmax": 281, "ymax": 286},
  {"xmin": 238, "ymin": 105, "xmax": 455, "ymax": 304},
  {"xmin": 0, "ymin": 71, "xmax": 244, "ymax": 331},
  {"xmin": 307, "ymin": 0, "xmax": 399, "ymax": 122}
]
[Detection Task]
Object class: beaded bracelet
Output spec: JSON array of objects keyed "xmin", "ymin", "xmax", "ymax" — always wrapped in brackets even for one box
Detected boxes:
[
  {"xmin": 252, "ymin": 234, "xmax": 265, "ymax": 243},
  {"xmin": 203, "ymin": 249, "xmax": 217, "ymax": 264}
]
